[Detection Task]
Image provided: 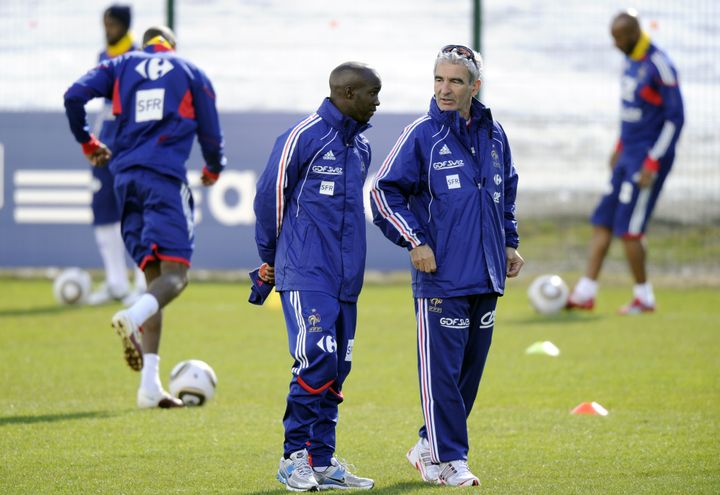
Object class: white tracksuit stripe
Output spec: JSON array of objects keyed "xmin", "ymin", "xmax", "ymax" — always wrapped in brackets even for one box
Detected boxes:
[
  {"xmin": 417, "ymin": 298, "xmax": 439, "ymax": 463},
  {"xmin": 291, "ymin": 291, "xmax": 309, "ymax": 372}
]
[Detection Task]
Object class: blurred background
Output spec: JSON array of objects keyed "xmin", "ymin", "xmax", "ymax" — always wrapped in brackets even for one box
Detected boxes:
[{"xmin": 0, "ymin": 0, "xmax": 718, "ymax": 278}]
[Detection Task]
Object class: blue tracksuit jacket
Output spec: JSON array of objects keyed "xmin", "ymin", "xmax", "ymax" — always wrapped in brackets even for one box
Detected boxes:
[
  {"xmin": 371, "ymin": 97, "xmax": 519, "ymax": 298},
  {"xmin": 618, "ymin": 39, "xmax": 684, "ymax": 163},
  {"xmin": 254, "ymin": 98, "xmax": 371, "ymax": 303},
  {"xmin": 64, "ymin": 43, "xmax": 226, "ymax": 182}
]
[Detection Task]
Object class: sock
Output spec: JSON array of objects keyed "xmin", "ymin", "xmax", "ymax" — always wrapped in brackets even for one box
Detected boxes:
[
  {"xmin": 94, "ymin": 223, "xmax": 130, "ymax": 297},
  {"xmin": 633, "ymin": 282, "xmax": 655, "ymax": 306},
  {"xmin": 572, "ymin": 276, "xmax": 598, "ymax": 301},
  {"xmin": 127, "ymin": 293, "xmax": 159, "ymax": 327},
  {"xmin": 313, "ymin": 466, "xmax": 329, "ymax": 472},
  {"xmin": 140, "ymin": 353, "xmax": 163, "ymax": 394}
]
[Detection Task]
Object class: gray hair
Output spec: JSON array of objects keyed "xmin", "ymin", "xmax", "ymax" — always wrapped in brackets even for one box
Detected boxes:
[{"xmin": 434, "ymin": 49, "xmax": 483, "ymax": 85}]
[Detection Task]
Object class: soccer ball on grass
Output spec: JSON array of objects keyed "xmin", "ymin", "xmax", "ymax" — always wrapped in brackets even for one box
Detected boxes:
[
  {"xmin": 52, "ymin": 267, "xmax": 92, "ymax": 305},
  {"xmin": 527, "ymin": 274, "xmax": 570, "ymax": 314},
  {"xmin": 169, "ymin": 360, "xmax": 217, "ymax": 406}
]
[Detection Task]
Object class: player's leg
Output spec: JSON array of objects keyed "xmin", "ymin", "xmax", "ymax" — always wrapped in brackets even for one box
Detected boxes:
[
  {"xmin": 415, "ymin": 296, "xmax": 479, "ymax": 487},
  {"xmin": 458, "ymin": 294, "xmax": 497, "ymax": 417},
  {"xmin": 617, "ymin": 160, "xmax": 672, "ymax": 314},
  {"xmin": 568, "ymin": 164, "xmax": 625, "ymax": 309},
  {"xmin": 277, "ymin": 290, "xmax": 340, "ymax": 491},
  {"xmin": 88, "ymin": 166, "xmax": 130, "ymax": 305},
  {"xmin": 311, "ymin": 301, "xmax": 373, "ymax": 490}
]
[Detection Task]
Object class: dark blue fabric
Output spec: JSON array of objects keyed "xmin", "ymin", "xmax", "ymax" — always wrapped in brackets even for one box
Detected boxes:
[
  {"xmin": 254, "ymin": 98, "xmax": 371, "ymax": 302},
  {"xmin": 279, "ymin": 290, "xmax": 356, "ymax": 467},
  {"xmin": 91, "ymin": 165, "xmax": 121, "ymax": 225},
  {"xmin": 114, "ymin": 167, "xmax": 194, "ymax": 266},
  {"xmin": 248, "ymin": 268, "xmax": 274, "ymax": 305},
  {"xmin": 415, "ymin": 294, "xmax": 497, "ymax": 462},
  {"xmin": 371, "ymin": 97, "xmax": 519, "ymax": 298},
  {"xmin": 64, "ymin": 46, "xmax": 226, "ymax": 183}
]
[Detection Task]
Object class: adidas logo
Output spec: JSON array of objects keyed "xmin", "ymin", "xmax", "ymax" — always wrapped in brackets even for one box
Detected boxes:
[
  {"xmin": 323, "ymin": 150, "xmax": 336, "ymax": 161},
  {"xmin": 439, "ymin": 144, "xmax": 451, "ymax": 155}
]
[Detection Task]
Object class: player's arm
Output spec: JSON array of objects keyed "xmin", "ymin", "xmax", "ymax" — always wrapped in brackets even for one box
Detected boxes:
[
  {"xmin": 639, "ymin": 60, "xmax": 685, "ymax": 187},
  {"xmin": 370, "ymin": 127, "xmax": 434, "ymax": 271},
  {"xmin": 498, "ymin": 123, "xmax": 524, "ymax": 277},
  {"xmin": 191, "ymin": 68, "xmax": 227, "ymax": 186},
  {"xmin": 64, "ymin": 60, "xmax": 116, "ymax": 166},
  {"xmin": 253, "ymin": 130, "xmax": 307, "ymax": 268}
]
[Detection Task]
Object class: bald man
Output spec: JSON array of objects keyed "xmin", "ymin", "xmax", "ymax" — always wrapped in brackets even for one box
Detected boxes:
[
  {"xmin": 253, "ymin": 62, "xmax": 380, "ymax": 491},
  {"xmin": 568, "ymin": 10, "xmax": 684, "ymax": 314}
]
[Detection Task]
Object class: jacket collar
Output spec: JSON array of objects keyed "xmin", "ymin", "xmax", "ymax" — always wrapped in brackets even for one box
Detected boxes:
[
  {"xmin": 317, "ymin": 98, "xmax": 370, "ymax": 143},
  {"xmin": 629, "ymin": 31, "xmax": 652, "ymax": 61},
  {"xmin": 428, "ymin": 97, "xmax": 493, "ymax": 134},
  {"xmin": 106, "ymin": 33, "xmax": 134, "ymax": 57}
]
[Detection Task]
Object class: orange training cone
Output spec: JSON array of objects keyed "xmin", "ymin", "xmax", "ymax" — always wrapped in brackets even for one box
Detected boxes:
[{"xmin": 570, "ymin": 401, "xmax": 608, "ymax": 416}]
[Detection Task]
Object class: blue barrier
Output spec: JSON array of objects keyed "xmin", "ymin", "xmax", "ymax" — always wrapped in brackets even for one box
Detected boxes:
[{"xmin": 0, "ymin": 111, "xmax": 415, "ymax": 270}]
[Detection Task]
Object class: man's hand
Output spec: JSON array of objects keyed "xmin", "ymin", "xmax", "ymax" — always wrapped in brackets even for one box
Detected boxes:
[
  {"xmin": 637, "ymin": 168, "xmax": 656, "ymax": 188},
  {"xmin": 201, "ymin": 166, "xmax": 220, "ymax": 186},
  {"xmin": 410, "ymin": 244, "xmax": 437, "ymax": 273},
  {"xmin": 82, "ymin": 135, "xmax": 111, "ymax": 167},
  {"xmin": 506, "ymin": 247, "xmax": 524, "ymax": 278},
  {"xmin": 259, "ymin": 263, "xmax": 275, "ymax": 284}
]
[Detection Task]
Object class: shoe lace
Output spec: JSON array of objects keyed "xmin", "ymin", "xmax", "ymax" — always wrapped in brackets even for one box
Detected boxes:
[
  {"xmin": 292, "ymin": 454, "xmax": 314, "ymax": 478},
  {"xmin": 331, "ymin": 456, "xmax": 356, "ymax": 475}
]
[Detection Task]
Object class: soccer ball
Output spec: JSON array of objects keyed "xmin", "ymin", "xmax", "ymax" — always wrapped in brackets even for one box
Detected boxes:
[
  {"xmin": 169, "ymin": 360, "xmax": 217, "ymax": 406},
  {"xmin": 52, "ymin": 267, "xmax": 92, "ymax": 305},
  {"xmin": 527, "ymin": 274, "xmax": 570, "ymax": 314}
]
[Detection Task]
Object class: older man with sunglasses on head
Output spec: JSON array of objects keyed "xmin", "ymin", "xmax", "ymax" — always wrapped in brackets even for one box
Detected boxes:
[{"xmin": 371, "ymin": 45, "xmax": 523, "ymax": 486}]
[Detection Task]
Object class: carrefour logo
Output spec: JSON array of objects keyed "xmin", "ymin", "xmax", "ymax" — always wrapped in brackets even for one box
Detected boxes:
[
  {"xmin": 11, "ymin": 169, "xmax": 257, "ymax": 226},
  {"xmin": 439, "ymin": 317, "xmax": 470, "ymax": 329}
]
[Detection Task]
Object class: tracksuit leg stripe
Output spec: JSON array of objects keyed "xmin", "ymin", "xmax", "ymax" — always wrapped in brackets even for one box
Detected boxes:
[
  {"xmin": 628, "ymin": 186, "xmax": 651, "ymax": 235},
  {"xmin": 417, "ymin": 298, "xmax": 440, "ymax": 463},
  {"xmin": 290, "ymin": 290, "xmax": 309, "ymax": 373}
]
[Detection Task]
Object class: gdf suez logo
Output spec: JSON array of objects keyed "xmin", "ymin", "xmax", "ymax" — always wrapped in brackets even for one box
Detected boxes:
[{"xmin": 440, "ymin": 317, "xmax": 470, "ymax": 329}]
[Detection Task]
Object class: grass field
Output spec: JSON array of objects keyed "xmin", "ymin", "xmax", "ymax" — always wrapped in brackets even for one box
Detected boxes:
[{"xmin": 1, "ymin": 277, "xmax": 718, "ymax": 494}]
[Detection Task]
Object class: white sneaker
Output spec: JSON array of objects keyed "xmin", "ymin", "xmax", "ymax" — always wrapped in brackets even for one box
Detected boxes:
[
  {"xmin": 313, "ymin": 457, "xmax": 374, "ymax": 490},
  {"xmin": 88, "ymin": 283, "xmax": 129, "ymax": 306},
  {"xmin": 277, "ymin": 449, "xmax": 319, "ymax": 492},
  {"xmin": 406, "ymin": 437, "xmax": 440, "ymax": 483},
  {"xmin": 111, "ymin": 310, "xmax": 143, "ymax": 371},
  {"xmin": 137, "ymin": 388, "xmax": 184, "ymax": 409},
  {"xmin": 438, "ymin": 460, "xmax": 480, "ymax": 487}
]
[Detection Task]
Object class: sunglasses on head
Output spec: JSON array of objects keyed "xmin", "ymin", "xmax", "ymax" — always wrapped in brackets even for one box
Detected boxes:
[{"xmin": 440, "ymin": 44, "xmax": 478, "ymax": 67}]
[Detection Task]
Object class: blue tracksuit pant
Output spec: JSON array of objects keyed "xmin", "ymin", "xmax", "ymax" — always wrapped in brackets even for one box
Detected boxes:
[
  {"xmin": 280, "ymin": 290, "xmax": 356, "ymax": 467},
  {"xmin": 415, "ymin": 294, "xmax": 497, "ymax": 463}
]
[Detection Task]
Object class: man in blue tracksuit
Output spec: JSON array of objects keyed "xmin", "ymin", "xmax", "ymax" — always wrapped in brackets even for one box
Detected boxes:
[
  {"xmin": 87, "ymin": 4, "xmax": 143, "ymax": 306},
  {"xmin": 568, "ymin": 10, "xmax": 684, "ymax": 314},
  {"xmin": 64, "ymin": 28, "xmax": 226, "ymax": 409},
  {"xmin": 254, "ymin": 62, "xmax": 380, "ymax": 491},
  {"xmin": 371, "ymin": 45, "xmax": 524, "ymax": 486}
]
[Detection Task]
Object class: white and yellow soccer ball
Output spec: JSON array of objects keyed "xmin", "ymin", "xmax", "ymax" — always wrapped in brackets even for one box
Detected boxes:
[
  {"xmin": 527, "ymin": 274, "xmax": 570, "ymax": 314},
  {"xmin": 52, "ymin": 267, "xmax": 92, "ymax": 305},
  {"xmin": 169, "ymin": 360, "xmax": 218, "ymax": 406}
]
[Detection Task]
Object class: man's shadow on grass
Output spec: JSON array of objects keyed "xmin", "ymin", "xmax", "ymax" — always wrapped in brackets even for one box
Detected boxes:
[
  {"xmin": 0, "ymin": 304, "xmax": 86, "ymax": 318},
  {"xmin": 0, "ymin": 410, "xmax": 122, "ymax": 426}
]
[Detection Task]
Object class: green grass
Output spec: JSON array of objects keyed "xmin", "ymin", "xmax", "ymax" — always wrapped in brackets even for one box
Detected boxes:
[{"xmin": 1, "ymin": 278, "xmax": 718, "ymax": 494}]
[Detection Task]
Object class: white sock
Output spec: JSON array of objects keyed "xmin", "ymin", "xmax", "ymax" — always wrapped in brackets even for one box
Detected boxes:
[
  {"xmin": 140, "ymin": 353, "xmax": 163, "ymax": 394},
  {"xmin": 94, "ymin": 223, "xmax": 130, "ymax": 297},
  {"xmin": 573, "ymin": 276, "xmax": 598, "ymax": 301},
  {"xmin": 633, "ymin": 282, "xmax": 655, "ymax": 305},
  {"xmin": 126, "ymin": 293, "xmax": 159, "ymax": 327},
  {"xmin": 133, "ymin": 266, "xmax": 147, "ymax": 292}
]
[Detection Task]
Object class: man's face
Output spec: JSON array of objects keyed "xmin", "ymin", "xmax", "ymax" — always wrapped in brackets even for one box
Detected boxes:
[
  {"xmin": 434, "ymin": 62, "xmax": 480, "ymax": 115},
  {"xmin": 611, "ymin": 23, "xmax": 638, "ymax": 55},
  {"xmin": 348, "ymin": 74, "xmax": 381, "ymax": 124},
  {"xmin": 104, "ymin": 15, "xmax": 127, "ymax": 45}
]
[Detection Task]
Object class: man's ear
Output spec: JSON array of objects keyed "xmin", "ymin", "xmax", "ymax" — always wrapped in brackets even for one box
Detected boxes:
[
  {"xmin": 344, "ymin": 85, "xmax": 354, "ymax": 99},
  {"xmin": 471, "ymin": 79, "xmax": 481, "ymax": 98}
]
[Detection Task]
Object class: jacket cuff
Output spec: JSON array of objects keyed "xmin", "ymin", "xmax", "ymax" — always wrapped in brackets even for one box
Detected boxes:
[
  {"xmin": 82, "ymin": 134, "xmax": 101, "ymax": 155},
  {"xmin": 642, "ymin": 156, "xmax": 660, "ymax": 173},
  {"xmin": 202, "ymin": 165, "xmax": 220, "ymax": 181}
]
